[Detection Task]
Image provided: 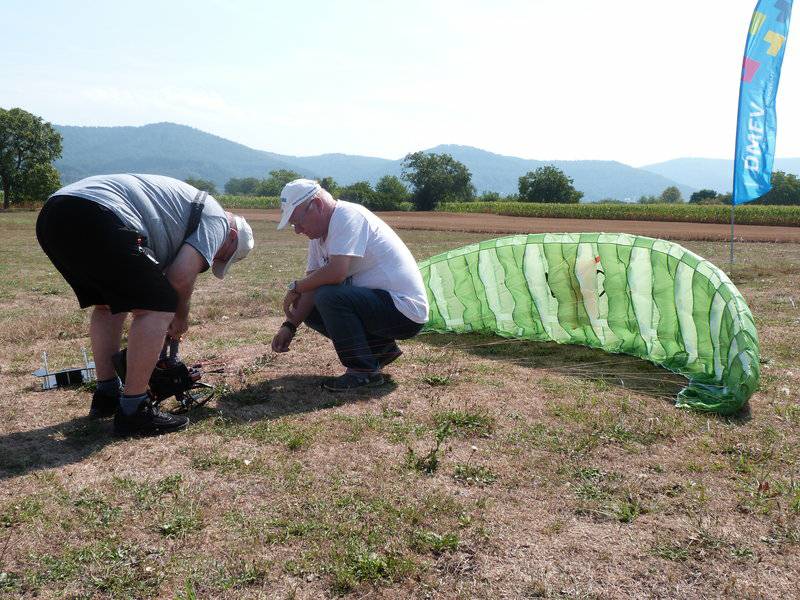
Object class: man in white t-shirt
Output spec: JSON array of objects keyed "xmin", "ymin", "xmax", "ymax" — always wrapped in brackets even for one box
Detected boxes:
[{"xmin": 271, "ymin": 179, "xmax": 428, "ymax": 391}]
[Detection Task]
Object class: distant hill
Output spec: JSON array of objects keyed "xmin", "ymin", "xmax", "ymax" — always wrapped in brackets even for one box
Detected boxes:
[
  {"xmin": 54, "ymin": 122, "xmax": 693, "ymax": 202},
  {"xmin": 418, "ymin": 145, "xmax": 693, "ymax": 201},
  {"xmin": 53, "ymin": 123, "xmax": 315, "ymax": 187},
  {"xmin": 642, "ymin": 157, "xmax": 800, "ymax": 193}
]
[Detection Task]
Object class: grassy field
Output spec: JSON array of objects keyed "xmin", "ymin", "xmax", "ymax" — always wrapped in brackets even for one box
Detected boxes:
[{"xmin": 1, "ymin": 211, "xmax": 799, "ymax": 598}]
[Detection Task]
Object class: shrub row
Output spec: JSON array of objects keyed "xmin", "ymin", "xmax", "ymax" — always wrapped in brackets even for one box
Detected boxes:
[
  {"xmin": 438, "ymin": 201, "xmax": 800, "ymax": 227},
  {"xmin": 218, "ymin": 195, "xmax": 281, "ymax": 209},
  {"xmin": 218, "ymin": 195, "xmax": 415, "ymax": 212}
]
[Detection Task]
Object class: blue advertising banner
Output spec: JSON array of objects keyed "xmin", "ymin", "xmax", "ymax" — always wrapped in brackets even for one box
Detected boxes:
[{"xmin": 733, "ymin": 0, "xmax": 793, "ymax": 205}]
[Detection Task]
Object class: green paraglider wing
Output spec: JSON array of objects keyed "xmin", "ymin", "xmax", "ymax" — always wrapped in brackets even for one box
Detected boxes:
[{"xmin": 418, "ymin": 233, "xmax": 759, "ymax": 415}]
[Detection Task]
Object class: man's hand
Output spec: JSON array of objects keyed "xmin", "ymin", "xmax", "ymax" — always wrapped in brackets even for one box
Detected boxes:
[
  {"xmin": 283, "ymin": 290, "xmax": 300, "ymax": 318},
  {"xmin": 167, "ymin": 315, "xmax": 189, "ymax": 340},
  {"xmin": 271, "ymin": 326, "xmax": 294, "ymax": 353}
]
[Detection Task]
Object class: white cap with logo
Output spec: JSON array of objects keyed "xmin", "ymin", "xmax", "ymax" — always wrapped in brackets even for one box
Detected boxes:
[{"xmin": 277, "ymin": 178, "xmax": 321, "ymax": 230}]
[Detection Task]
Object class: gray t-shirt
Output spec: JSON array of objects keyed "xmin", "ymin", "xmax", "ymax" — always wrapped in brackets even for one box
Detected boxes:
[{"xmin": 52, "ymin": 174, "xmax": 228, "ymax": 269}]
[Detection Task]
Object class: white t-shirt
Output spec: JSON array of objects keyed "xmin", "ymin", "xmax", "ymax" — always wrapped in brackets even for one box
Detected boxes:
[{"xmin": 307, "ymin": 201, "xmax": 429, "ymax": 324}]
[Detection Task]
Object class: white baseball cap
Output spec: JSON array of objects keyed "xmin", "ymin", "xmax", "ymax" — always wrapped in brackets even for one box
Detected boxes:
[
  {"xmin": 212, "ymin": 214, "xmax": 254, "ymax": 279},
  {"xmin": 277, "ymin": 178, "xmax": 321, "ymax": 230}
]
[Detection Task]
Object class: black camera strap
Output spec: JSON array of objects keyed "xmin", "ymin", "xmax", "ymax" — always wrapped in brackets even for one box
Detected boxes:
[{"xmin": 138, "ymin": 190, "xmax": 207, "ymax": 266}]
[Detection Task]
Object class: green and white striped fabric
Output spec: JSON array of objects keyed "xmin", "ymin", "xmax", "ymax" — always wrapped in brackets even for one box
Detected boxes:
[{"xmin": 418, "ymin": 233, "xmax": 760, "ymax": 415}]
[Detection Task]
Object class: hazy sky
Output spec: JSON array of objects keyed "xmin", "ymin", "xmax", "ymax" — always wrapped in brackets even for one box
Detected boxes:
[{"xmin": 1, "ymin": 0, "xmax": 797, "ymax": 166}]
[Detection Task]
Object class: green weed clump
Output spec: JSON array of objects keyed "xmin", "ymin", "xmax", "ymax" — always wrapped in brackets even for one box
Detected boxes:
[
  {"xmin": 404, "ymin": 423, "xmax": 451, "ymax": 474},
  {"xmin": 433, "ymin": 409, "xmax": 494, "ymax": 438},
  {"xmin": 411, "ymin": 530, "xmax": 459, "ymax": 554},
  {"xmin": 0, "ymin": 496, "xmax": 44, "ymax": 527},
  {"xmin": 453, "ymin": 464, "xmax": 497, "ymax": 486},
  {"xmin": 422, "ymin": 374, "xmax": 452, "ymax": 386},
  {"xmin": 158, "ymin": 503, "xmax": 203, "ymax": 538},
  {"xmin": 328, "ymin": 548, "xmax": 414, "ymax": 595}
]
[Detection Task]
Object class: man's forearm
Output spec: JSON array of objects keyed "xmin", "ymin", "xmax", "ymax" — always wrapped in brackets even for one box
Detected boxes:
[
  {"xmin": 175, "ymin": 293, "xmax": 191, "ymax": 320},
  {"xmin": 295, "ymin": 257, "xmax": 352, "ymax": 294},
  {"xmin": 296, "ymin": 267, "xmax": 342, "ymax": 293},
  {"xmin": 287, "ymin": 292, "xmax": 316, "ymax": 326},
  {"xmin": 166, "ymin": 276, "xmax": 193, "ymax": 319},
  {"xmin": 164, "ymin": 244, "xmax": 203, "ymax": 320}
]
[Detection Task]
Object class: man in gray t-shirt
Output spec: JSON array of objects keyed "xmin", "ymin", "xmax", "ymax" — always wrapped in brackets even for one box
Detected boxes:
[{"xmin": 36, "ymin": 174, "xmax": 254, "ymax": 436}]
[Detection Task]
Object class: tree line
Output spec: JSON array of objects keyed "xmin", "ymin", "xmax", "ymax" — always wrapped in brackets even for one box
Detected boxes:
[
  {"xmin": 3, "ymin": 106, "xmax": 800, "ymax": 210},
  {"xmin": 215, "ymin": 155, "xmax": 587, "ymax": 211},
  {"xmin": 217, "ymin": 161, "xmax": 800, "ymax": 209},
  {"xmin": 631, "ymin": 172, "xmax": 800, "ymax": 206}
]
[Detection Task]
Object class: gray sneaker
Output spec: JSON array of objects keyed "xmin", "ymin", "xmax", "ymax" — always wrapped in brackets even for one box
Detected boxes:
[{"xmin": 322, "ymin": 373, "xmax": 385, "ymax": 392}]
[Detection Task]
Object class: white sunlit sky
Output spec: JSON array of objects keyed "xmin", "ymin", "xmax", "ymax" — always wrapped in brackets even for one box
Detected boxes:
[{"xmin": 1, "ymin": 0, "xmax": 797, "ymax": 166}]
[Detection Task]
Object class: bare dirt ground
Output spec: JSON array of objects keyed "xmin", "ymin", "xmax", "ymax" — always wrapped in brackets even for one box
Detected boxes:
[{"xmin": 240, "ymin": 209, "xmax": 800, "ymax": 243}]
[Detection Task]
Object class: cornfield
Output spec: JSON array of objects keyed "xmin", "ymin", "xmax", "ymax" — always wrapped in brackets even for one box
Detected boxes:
[{"xmin": 439, "ymin": 201, "xmax": 800, "ymax": 226}]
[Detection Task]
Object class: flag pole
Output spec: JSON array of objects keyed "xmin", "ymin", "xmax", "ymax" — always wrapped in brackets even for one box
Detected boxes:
[
  {"xmin": 731, "ymin": 151, "xmax": 737, "ymax": 269},
  {"xmin": 729, "ymin": 201, "xmax": 735, "ymax": 267}
]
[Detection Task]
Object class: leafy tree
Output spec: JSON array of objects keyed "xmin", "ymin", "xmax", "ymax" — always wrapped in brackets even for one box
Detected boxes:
[
  {"xmin": 339, "ymin": 181, "xmax": 375, "ymax": 206},
  {"xmin": 401, "ymin": 152, "xmax": 474, "ymax": 211},
  {"xmin": 371, "ymin": 175, "xmax": 409, "ymax": 210},
  {"xmin": 185, "ymin": 177, "xmax": 217, "ymax": 195},
  {"xmin": 518, "ymin": 165, "xmax": 582, "ymax": 203},
  {"xmin": 0, "ymin": 107, "xmax": 63, "ymax": 208},
  {"xmin": 258, "ymin": 169, "xmax": 303, "ymax": 196},
  {"xmin": 225, "ymin": 177, "xmax": 260, "ymax": 195},
  {"xmin": 659, "ymin": 186, "xmax": 684, "ymax": 203},
  {"xmin": 320, "ymin": 176, "xmax": 339, "ymax": 196},
  {"xmin": 478, "ymin": 191, "xmax": 502, "ymax": 202},
  {"xmin": 753, "ymin": 171, "xmax": 800, "ymax": 205},
  {"xmin": 637, "ymin": 195, "xmax": 659, "ymax": 204},
  {"xmin": 15, "ymin": 163, "xmax": 61, "ymax": 202},
  {"xmin": 690, "ymin": 189, "xmax": 719, "ymax": 204}
]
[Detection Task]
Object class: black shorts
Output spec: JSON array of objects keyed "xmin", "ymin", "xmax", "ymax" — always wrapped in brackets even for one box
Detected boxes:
[{"xmin": 36, "ymin": 195, "xmax": 178, "ymax": 314}]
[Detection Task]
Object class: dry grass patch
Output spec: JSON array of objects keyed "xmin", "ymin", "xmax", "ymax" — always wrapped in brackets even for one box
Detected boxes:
[{"xmin": 1, "ymin": 213, "xmax": 799, "ymax": 598}]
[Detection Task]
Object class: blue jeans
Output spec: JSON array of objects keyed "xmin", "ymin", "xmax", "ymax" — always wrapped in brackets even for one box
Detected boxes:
[{"xmin": 304, "ymin": 285, "xmax": 424, "ymax": 372}]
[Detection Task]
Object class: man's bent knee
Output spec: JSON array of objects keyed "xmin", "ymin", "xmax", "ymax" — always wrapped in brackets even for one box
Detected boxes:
[
  {"xmin": 130, "ymin": 308, "xmax": 175, "ymax": 319},
  {"xmin": 314, "ymin": 284, "xmax": 347, "ymax": 308}
]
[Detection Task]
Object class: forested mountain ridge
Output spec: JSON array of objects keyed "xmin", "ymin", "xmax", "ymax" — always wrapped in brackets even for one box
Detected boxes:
[{"xmin": 55, "ymin": 122, "xmax": 694, "ymax": 201}]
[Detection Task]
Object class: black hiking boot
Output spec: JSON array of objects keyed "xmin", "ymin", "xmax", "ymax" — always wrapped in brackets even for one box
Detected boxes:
[
  {"xmin": 377, "ymin": 344, "xmax": 403, "ymax": 369},
  {"xmin": 322, "ymin": 373, "xmax": 385, "ymax": 392},
  {"xmin": 113, "ymin": 398, "xmax": 189, "ymax": 437},
  {"xmin": 89, "ymin": 390, "xmax": 119, "ymax": 419}
]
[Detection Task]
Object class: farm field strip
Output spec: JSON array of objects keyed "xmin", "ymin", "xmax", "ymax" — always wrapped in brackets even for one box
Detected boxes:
[{"xmin": 238, "ymin": 208, "xmax": 800, "ymax": 243}]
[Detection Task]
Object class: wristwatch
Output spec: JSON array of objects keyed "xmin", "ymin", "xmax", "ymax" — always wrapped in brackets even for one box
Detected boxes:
[{"xmin": 288, "ymin": 280, "xmax": 298, "ymax": 293}]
